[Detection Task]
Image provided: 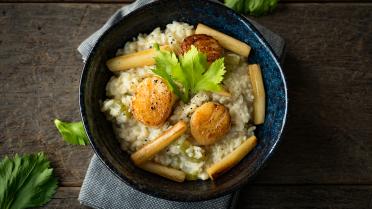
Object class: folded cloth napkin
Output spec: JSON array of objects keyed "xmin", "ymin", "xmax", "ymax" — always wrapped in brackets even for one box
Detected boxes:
[
  {"xmin": 78, "ymin": 0, "xmax": 285, "ymax": 208},
  {"xmin": 79, "ymin": 155, "xmax": 239, "ymax": 209}
]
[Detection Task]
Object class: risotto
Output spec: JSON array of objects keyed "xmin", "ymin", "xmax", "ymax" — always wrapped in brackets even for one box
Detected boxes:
[{"xmin": 102, "ymin": 21, "xmax": 263, "ymax": 181}]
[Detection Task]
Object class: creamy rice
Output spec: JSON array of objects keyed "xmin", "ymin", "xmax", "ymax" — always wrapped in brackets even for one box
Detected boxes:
[{"xmin": 102, "ymin": 21, "xmax": 255, "ymax": 180}]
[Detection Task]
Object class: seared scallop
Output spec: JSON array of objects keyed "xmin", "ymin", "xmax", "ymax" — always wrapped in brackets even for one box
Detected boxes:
[
  {"xmin": 180, "ymin": 34, "xmax": 223, "ymax": 62},
  {"xmin": 190, "ymin": 102, "xmax": 231, "ymax": 145},
  {"xmin": 132, "ymin": 76, "xmax": 175, "ymax": 127}
]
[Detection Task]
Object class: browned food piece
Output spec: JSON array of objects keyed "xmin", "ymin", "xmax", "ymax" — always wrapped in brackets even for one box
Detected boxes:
[
  {"xmin": 190, "ymin": 102, "xmax": 231, "ymax": 145},
  {"xmin": 180, "ymin": 34, "xmax": 223, "ymax": 62},
  {"xmin": 132, "ymin": 76, "xmax": 176, "ymax": 127}
]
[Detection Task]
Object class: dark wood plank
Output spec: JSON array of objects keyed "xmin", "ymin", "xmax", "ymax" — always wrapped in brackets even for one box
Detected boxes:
[
  {"xmin": 44, "ymin": 186, "xmax": 372, "ymax": 209},
  {"xmin": 0, "ymin": 3, "xmax": 122, "ymax": 186},
  {"xmin": 43, "ymin": 187, "xmax": 90, "ymax": 208},
  {"xmin": 237, "ymin": 185, "xmax": 372, "ymax": 209},
  {"xmin": 0, "ymin": 3, "xmax": 371, "ymax": 188},
  {"xmin": 249, "ymin": 3, "xmax": 372, "ymax": 184}
]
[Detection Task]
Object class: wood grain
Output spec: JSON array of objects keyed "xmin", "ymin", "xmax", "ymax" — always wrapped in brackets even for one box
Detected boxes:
[
  {"xmin": 0, "ymin": 3, "xmax": 121, "ymax": 186},
  {"xmin": 44, "ymin": 187, "xmax": 89, "ymax": 209},
  {"xmin": 0, "ymin": 2, "xmax": 371, "ymax": 209},
  {"xmin": 46, "ymin": 186, "xmax": 372, "ymax": 209},
  {"xmin": 250, "ymin": 3, "xmax": 372, "ymax": 184},
  {"xmin": 236, "ymin": 185, "xmax": 372, "ymax": 209}
]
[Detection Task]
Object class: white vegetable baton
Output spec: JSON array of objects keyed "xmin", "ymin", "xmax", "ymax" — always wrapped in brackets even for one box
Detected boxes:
[
  {"xmin": 131, "ymin": 121, "xmax": 187, "ymax": 165},
  {"xmin": 106, "ymin": 45, "xmax": 171, "ymax": 72},
  {"xmin": 207, "ymin": 135, "xmax": 257, "ymax": 180},
  {"xmin": 195, "ymin": 23, "xmax": 251, "ymax": 57},
  {"xmin": 139, "ymin": 161, "xmax": 186, "ymax": 182},
  {"xmin": 248, "ymin": 64, "xmax": 266, "ymax": 125}
]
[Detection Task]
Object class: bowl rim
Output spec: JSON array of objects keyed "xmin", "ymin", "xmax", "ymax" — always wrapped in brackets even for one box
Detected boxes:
[{"xmin": 80, "ymin": 0, "xmax": 288, "ymax": 201}]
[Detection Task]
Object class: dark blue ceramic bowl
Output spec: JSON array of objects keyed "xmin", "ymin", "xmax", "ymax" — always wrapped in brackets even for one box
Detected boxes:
[{"xmin": 80, "ymin": 0, "xmax": 287, "ymax": 201}]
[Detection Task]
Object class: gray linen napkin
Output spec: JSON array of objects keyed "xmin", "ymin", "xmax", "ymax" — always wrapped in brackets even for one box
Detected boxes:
[{"xmin": 78, "ymin": 0, "xmax": 285, "ymax": 208}]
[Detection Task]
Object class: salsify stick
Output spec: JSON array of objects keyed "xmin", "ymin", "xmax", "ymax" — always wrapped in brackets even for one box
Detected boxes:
[
  {"xmin": 248, "ymin": 64, "xmax": 266, "ymax": 125},
  {"xmin": 106, "ymin": 45, "xmax": 171, "ymax": 72},
  {"xmin": 195, "ymin": 23, "xmax": 251, "ymax": 57},
  {"xmin": 131, "ymin": 121, "xmax": 187, "ymax": 165},
  {"xmin": 139, "ymin": 161, "xmax": 186, "ymax": 182},
  {"xmin": 207, "ymin": 135, "xmax": 257, "ymax": 180}
]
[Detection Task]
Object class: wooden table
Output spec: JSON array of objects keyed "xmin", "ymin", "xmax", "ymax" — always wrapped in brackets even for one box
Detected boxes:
[{"xmin": 1, "ymin": 0, "xmax": 371, "ymax": 208}]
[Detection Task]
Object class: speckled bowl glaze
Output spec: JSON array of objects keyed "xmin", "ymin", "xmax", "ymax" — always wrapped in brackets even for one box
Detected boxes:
[{"xmin": 80, "ymin": 0, "xmax": 288, "ymax": 201}]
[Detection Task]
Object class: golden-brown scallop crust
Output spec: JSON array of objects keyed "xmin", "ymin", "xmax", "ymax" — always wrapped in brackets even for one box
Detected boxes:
[
  {"xmin": 180, "ymin": 34, "xmax": 223, "ymax": 62},
  {"xmin": 190, "ymin": 102, "xmax": 231, "ymax": 145},
  {"xmin": 132, "ymin": 77, "xmax": 175, "ymax": 127}
]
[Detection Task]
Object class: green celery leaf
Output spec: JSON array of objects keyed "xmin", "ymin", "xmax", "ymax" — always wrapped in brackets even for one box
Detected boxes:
[
  {"xmin": 152, "ymin": 44, "xmax": 227, "ymax": 102},
  {"xmin": 152, "ymin": 67, "xmax": 186, "ymax": 102},
  {"xmin": 54, "ymin": 119, "xmax": 89, "ymax": 145},
  {"xmin": 245, "ymin": 0, "xmax": 278, "ymax": 16},
  {"xmin": 153, "ymin": 44, "xmax": 185, "ymax": 85},
  {"xmin": 194, "ymin": 58, "xmax": 226, "ymax": 93},
  {"xmin": 225, "ymin": 0, "xmax": 278, "ymax": 16},
  {"xmin": 152, "ymin": 44, "xmax": 188, "ymax": 102},
  {"xmin": 0, "ymin": 152, "xmax": 58, "ymax": 209},
  {"xmin": 180, "ymin": 45, "xmax": 208, "ymax": 90},
  {"xmin": 225, "ymin": 0, "xmax": 244, "ymax": 12},
  {"xmin": 225, "ymin": 0, "xmax": 239, "ymax": 9}
]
